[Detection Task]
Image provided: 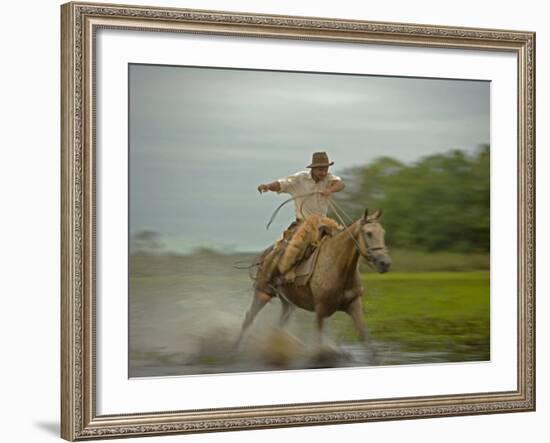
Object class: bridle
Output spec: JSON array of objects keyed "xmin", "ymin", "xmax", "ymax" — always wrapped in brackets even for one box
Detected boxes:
[
  {"xmin": 358, "ymin": 220, "xmax": 387, "ymax": 263},
  {"xmin": 326, "ymin": 198, "xmax": 386, "ymax": 266}
]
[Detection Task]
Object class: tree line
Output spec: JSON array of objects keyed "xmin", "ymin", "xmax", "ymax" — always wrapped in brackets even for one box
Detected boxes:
[{"xmin": 335, "ymin": 145, "xmax": 490, "ymax": 253}]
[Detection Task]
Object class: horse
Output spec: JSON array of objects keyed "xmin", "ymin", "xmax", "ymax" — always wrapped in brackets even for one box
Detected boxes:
[{"xmin": 236, "ymin": 208, "xmax": 391, "ymax": 348}]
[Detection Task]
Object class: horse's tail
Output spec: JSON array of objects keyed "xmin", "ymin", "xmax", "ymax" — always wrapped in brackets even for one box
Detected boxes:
[
  {"xmin": 232, "ymin": 256, "xmax": 262, "ymax": 280},
  {"xmin": 232, "ymin": 246, "xmax": 274, "ymax": 282}
]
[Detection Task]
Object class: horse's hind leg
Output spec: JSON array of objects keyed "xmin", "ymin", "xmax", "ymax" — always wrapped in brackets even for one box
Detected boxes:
[{"xmin": 234, "ymin": 291, "xmax": 271, "ymax": 349}]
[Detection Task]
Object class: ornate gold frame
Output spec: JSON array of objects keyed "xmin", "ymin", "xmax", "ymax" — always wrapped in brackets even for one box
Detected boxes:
[{"xmin": 61, "ymin": 2, "xmax": 535, "ymax": 440}]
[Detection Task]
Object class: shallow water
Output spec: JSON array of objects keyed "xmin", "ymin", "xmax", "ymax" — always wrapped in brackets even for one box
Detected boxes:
[
  {"xmin": 130, "ymin": 338, "xmax": 455, "ymax": 378},
  {"xmin": 129, "ymin": 252, "xmax": 485, "ymax": 378}
]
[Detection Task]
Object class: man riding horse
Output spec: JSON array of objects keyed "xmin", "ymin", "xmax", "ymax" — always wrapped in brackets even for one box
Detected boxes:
[
  {"xmin": 255, "ymin": 152, "xmax": 345, "ymax": 303},
  {"xmin": 235, "ymin": 152, "xmax": 390, "ymax": 351}
]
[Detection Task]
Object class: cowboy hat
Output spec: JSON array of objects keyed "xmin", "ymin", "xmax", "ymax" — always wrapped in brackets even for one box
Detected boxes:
[{"xmin": 307, "ymin": 152, "xmax": 334, "ymax": 168}]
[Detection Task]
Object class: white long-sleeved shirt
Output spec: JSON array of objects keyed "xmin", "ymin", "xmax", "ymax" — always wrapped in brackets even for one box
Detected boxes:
[{"xmin": 277, "ymin": 170, "xmax": 342, "ymax": 220}]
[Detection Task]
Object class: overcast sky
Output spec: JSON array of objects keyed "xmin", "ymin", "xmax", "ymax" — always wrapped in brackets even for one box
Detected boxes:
[{"xmin": 129, "ymin": 64, "xmax": 489, "ymax": 253}]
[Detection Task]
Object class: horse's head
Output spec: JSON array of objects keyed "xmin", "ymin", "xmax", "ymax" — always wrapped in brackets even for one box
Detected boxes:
[{"xmin": 358, "ymin": 209, "xmax": 392, "ymax": 273}]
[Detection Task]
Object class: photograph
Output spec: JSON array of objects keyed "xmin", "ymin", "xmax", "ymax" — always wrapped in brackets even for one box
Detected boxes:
[
  {"xmin": 128, "ymin": 64, "xmax": 491, "ymax": 377},
  {"xmin": 59, "ymin": 2, "xmax": 535, "ymax": 439}
]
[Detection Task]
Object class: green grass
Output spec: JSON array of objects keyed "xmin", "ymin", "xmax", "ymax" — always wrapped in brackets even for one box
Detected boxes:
[{"xmin": 333, "ymin": 271, "xmax": 490, "ymax": 362}]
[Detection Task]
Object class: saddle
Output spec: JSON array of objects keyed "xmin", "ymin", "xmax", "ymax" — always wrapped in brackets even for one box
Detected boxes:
[
  {"xmin": 279, "ymin": 215, "xmax": 339, "ymax": 271},
  {"xmin": 283, "ymin": 236, "xmax": 327, "ymax": 287},
  {"xmin": 255, "ymin": 215, "xmax": 340, "ymax": 293},
  {"xmin": 275, "ymin": 215, "xmax": 340, "ymax": 287}
]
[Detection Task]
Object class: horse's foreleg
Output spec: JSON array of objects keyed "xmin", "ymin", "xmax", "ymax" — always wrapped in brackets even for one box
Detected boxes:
[
  {"xmin": 278, "ymin": 296, "xmax": 294, "ymax": 327},
  {"xmin": 346, "ymin": 296, "xmax": 379, "ymax": 364},
  {"xmin": 344, "ymin": 272, "xmax": 371, "ymax": 343},
  {"xmin": 346, "ymin": 296, "xmax": 370, "ymax": 343},
  {"xmin": 234, "ymin": 291, "xmax": 271, "ymax": 349},
  {"xmin": 315, "ymin": 307, "xmax": 328, "ymax": 346}
]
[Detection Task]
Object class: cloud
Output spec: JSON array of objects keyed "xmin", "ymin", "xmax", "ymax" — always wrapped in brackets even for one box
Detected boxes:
[{"xmin": 129, "ymin": 64, "xmax": 489, "ymax": 251}]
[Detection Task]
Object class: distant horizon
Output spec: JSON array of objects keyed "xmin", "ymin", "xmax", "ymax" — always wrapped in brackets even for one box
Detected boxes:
[{"xmin": 129, "ymin": 64, "xmax": 490, "ymax": 254}]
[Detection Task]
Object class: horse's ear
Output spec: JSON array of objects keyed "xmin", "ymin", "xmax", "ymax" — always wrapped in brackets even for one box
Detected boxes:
[
  {"xmin": 369, "ymin": 209, "xmax": 383, "ymax": 221},
  {"xmin": 361, "ymin": 208, "xmax": 369, "ymax": 225}
]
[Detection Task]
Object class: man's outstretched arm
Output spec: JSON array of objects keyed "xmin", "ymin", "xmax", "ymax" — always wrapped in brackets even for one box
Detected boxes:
[{"xmin": 257, "ymin": 181, "xmax": 281, "ymax": 193}]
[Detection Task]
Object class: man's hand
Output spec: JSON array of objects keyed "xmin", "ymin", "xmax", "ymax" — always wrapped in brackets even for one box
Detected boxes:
[
  {"xmin": 321, "ymin": 180, "xmax": 345, "ymax": 198},
  {"xmin": 257, "ymin": 181, "xmax": 281, "ymax": 194}
]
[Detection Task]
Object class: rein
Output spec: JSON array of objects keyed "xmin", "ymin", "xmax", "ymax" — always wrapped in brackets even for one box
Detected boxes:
[{"xmin": 265, "ymin": 192, "xmax": 320, "ymax": 230}]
